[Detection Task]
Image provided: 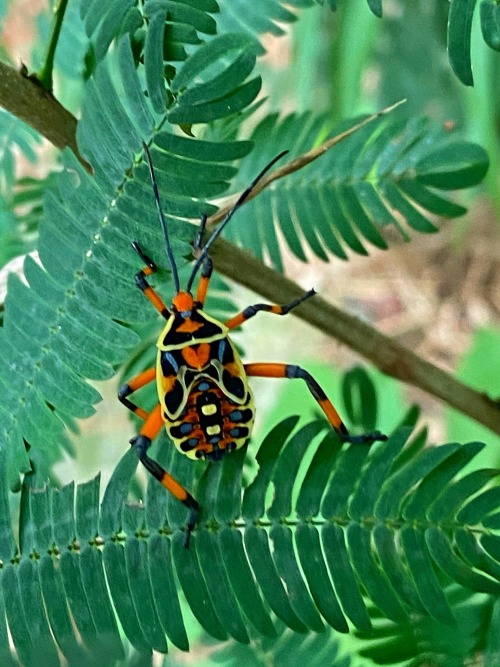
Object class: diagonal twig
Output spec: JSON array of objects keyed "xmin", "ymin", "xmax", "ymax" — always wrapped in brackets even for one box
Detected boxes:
[
  {"xmin": 205, "ymin": 99, "xmax": 406, "ymax": 228},
  {"xmin": 0, "ymin": 60, "xmax": 88, "ymax": 169},
  {"xmin": 210, "ymin": 237, "xmax": 500, "ymax": 436},
  {"xmin": 1, "ymin": 72, "xmax": 498, "ymax": 435}
]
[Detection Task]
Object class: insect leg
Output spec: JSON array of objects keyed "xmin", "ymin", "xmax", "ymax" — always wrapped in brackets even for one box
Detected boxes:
[
  {"xmin": 129, "ymin": 403, "xmax": 200, "ymax": 548},
  {"xmin": 225, "ymin": 289, "xmax": 316, "ymax": 330},
  {"xmin": 118, "ymin": 366, "xmax": 156, "ymax": 420},
  {"xmin": 244, "ymin": 362, "xmax": 387, "ymax": 444},
  {"xmin": 131, "ymin": 241, "xmax": 170, "ymax": 317},
  {"xmin": 192, "ymin": 214, "xmax": 213, "ymax": 306}
]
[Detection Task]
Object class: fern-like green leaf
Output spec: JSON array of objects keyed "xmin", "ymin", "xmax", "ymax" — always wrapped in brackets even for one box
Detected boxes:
[
  {"xmin": 33, "ymin": 1, "xmax": 89, "ymax": 83},
  {"xmin": 167, "ymin": 33, "xmax": 261, "ymax": 123},
  {"xmin": 213, "ymin": 624, "xmax": 350, "ymax": 667},
  {"xmin": 0, "ymin": 37, "xmax": 254, "ymax": 483},
  {"xmin": 447, "ymin": 0, "xmax": 476, "ymax": 86},
  {"xmin": 80, "ymin": 0, "xmax": 218, "ymax": 69},
  {"xmin": 357, "ymin": 587, "xmax": 495, "ymax": 666},
  {"xmin": 0, "ymin": 110, "xmax": 40, "ymax": 193},
  {"xmin": 80, "ymin": 0, "xmax": 142, "ymax": 63},
  {"xmin": 1, "ymin": 413, "xmax": 499, "ymax": 664},
  {"xmin": 215, "ymin": 0, "xmax": 312, "ymax": 51},
  {"xmin": 366, "ymin": 0, "xmax": 383, "ymax": 17},
  {"xmin": 222, "ymin": 112, "xmax": 488, "ymax": 271},
  {"xmin": 0, "ymin": 174, "xmax": 59, "ymax": 268},
  {"xmin": 481, "ymin": 0, "xmax": 500, "ymax": 51}
]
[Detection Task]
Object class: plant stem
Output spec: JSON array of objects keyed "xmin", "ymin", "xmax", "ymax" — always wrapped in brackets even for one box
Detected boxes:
[
  {"xmin": 0, "ymin": 61, "xmax": 88, "ymax": 168},
  {"xmin": 37, "ymin": 0, "xmax": 70, "ymax": 92},
  {"xmin": 0, "ymin": 72, "xmax": 497, "ymax": 434},
  {"xmin": 210, "ymin": 237, "xmax": 500, "ymax": 437}
]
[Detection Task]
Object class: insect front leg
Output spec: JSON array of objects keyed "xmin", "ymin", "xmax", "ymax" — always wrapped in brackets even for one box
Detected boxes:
[
  {"xmin": 245, "ymin": 362, "xmax": 387, "ymax": 444},
  {"xmin": 128, "ymin": 402, "xmax": 200, "ymax": 547},
  {"xmin": 118, "ymin": 366, "xmax": 156, "ymax": 421},
  {"xmin": 225, "ymin": 289, "xmax": 316, "ymax": 330},
  {"xmin": 192, "ymin": 214, "xmax": 213, "ymax": 306},
  {"xmin": 131, "ymin": 241, "xmax": 170, "ymax": 317}
]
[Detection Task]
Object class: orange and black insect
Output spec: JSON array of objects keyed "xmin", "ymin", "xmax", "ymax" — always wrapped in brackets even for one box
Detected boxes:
[{"xmin": 119, "ymin": 143, "xmax": 387, "ymax": 547}]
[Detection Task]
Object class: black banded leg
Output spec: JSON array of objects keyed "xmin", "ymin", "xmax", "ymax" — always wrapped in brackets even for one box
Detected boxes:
[
  {"xmin": 131, "ymin": 241, "xmax": 170, "ymax": 317},
  {"xmin": 193, "ymin": 214, "xmax": 214, "ymax": 305},
  {"xmin": 118, "ymin": 366, "xmax": 157, "ymax": 421},
  {"xmin": 245, "ymin": 362, "xmax": 387, "ymax": 444},
  {"xmin": 129, "ymin": 404, "xmax": 200, "ymax": 548},
  {"xmin": 225, "ymin": 289, "xmax": 317, "ymax": 330},
  {"xmin": 193, "ymin": 213, "xmax": 208, "ymax": 255},
  {"xmin": 196, "ymin": 255, "xmax": 213, "ymax": 306}
]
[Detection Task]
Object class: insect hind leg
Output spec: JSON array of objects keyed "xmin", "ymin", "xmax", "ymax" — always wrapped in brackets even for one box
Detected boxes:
[
  {"xmin": 129, "ymin": 404, "xmax": 200, "ymax": 548},
  {"xmin": 245, "ymin": 362, "xmax": 387, "ymax": 444}
]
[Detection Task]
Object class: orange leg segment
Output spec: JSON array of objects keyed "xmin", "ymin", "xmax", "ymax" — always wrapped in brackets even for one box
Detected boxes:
[
  {"xmin": 196, "ymin": 264, "xmax": 212, "ymax": 305},
  {"xmin": 245, "ymin": 362, "xmax": 387, "ymax": 445},
  {"xmin": 192, "ymin": 213, "xmax": 214, "ymax": 306},
  {"xmin": 131, "ymin": 241, "xmax": 170, "ymax": 317},
  {"xmin": 118, "ymin": 366, "xmax": 156, "ymax": 421},
  {"xmin": 225, "ymin": 289, "xmax": 316, "ymax": 330},
  {"xmin": 129, "ymin": 402, "xmax": 200, "ymax": 548}
]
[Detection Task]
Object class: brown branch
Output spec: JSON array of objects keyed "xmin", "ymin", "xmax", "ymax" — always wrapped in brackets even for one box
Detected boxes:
[
  {"xmin": 210, "ymin": 238, "xmax": 500, "ymax": 436},
  {"xmin": 1, "ymin": 78, "xmax": 498, "ymax": 436},
  {"xmin": 0, "ymin": 60, "xmax": 89, "ymax": 169}
]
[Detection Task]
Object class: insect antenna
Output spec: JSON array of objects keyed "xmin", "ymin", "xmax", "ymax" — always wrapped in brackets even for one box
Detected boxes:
[
  {"xmin": 142, "ymin": 141, "xmax": 181, "ymax": 294},
  {"xmin": 186, "ymin": 150, "xmax": 288, "ymax": 293}
]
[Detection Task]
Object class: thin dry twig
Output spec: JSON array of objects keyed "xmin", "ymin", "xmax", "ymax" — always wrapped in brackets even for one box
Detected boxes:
[
  {"xmin": 205, "ymin": 99, "xmax": 406, "ymax": 228},
  {"xmin": 1, "ymin": 72, "xmax": 498, "ymax": 435}
]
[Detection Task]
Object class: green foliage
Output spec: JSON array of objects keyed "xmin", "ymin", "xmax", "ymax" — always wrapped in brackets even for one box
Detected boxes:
[
  {"xmin": 0, "ymin": 26, "xmax": 488, "ymax": 487},
  {"xmin": 0, "ymin": 1, "xmax": 499, "ymax": 666},
  {"xmin": 481, "ymin": 1, "xmax": 500, "ymax": 51},
  {"xmin": 213, "ymin": 624, "xmax": 351, "ymax": 666},
  {"xmin": 0, "ymin": 404, "xmax": 499, "ymax": 665},
  {"xmin": 224, "ymin": 113, "xmax": 488, "ymax": 270},
  {"xmin": 33, "ymin": 0, "xmax": 89, "ymax": 83},
  {"xmin": 0, "ymin": 111, "xmax": 43, "ymax": 266},
  {"xmin": 447, "ymin": 329, "xmax": 500, "ymax": 470},
  {"xmin": 77, "ymin": 0, "xmax": 495, "ymax": 86},
  {"xmin": 0, "ymin": 110, "xmax": 40, "ymax": 192},
  {"xmin": 357, "ymin": 588, "xmax": 495, "ymax": 666}
]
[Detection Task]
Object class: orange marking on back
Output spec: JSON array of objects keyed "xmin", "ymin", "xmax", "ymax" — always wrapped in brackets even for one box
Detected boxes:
[
  {"xmin": 182, "ymin": 343, "xmax": 211, "ymax": 369},
  {"xmin": 177, "ymin": 319, "xmax": 204, "ymax": 334},
  {"xmin": 224, "ymin": 361, "xmax": 242, "ymax": 377},
  {"xmin": 161, "ymin": 374, "xmax": 177, "ymax": 394}
]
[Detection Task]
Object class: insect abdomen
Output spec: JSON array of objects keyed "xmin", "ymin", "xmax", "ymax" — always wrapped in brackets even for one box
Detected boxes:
[{"xmin": 165, "ymin": 378, "xmax": 255, "ymax": 461}]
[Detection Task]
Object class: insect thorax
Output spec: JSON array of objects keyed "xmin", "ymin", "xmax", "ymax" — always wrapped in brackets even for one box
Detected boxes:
[{"xmin": 155, "ymin": 307, "xmax": 255, "ymax": 461}]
